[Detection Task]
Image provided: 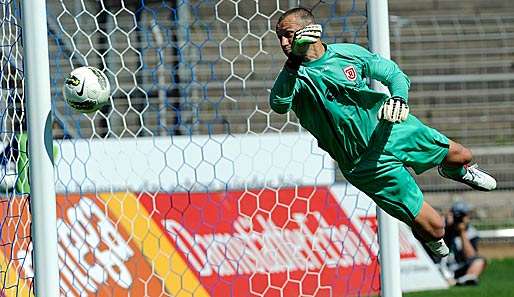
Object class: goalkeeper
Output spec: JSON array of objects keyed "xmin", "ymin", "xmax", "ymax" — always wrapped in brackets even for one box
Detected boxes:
[{"xmin": 269, "ymin": 7, "xmax": 496, "ymax": 257}]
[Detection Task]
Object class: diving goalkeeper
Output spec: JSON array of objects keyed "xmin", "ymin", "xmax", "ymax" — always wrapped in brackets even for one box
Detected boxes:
[{"xmin": 269, "ymin": 7, "xmax": 496, "ymax": 257}]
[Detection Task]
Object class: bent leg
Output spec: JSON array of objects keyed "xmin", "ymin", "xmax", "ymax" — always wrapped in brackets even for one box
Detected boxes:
[
  {"xmin": 454, "ymin": 257, "xmax": 486, "ymax": 286},
  {"xmin": 412, "ymin": 202, "xmax": 445, "ymax": 241},
  {"xmin": 439, "ymin": 140, "xmax": 471, "ymax": 177},
  {"xmin": 443, "ymin": 140, "xmax": 472, "ymax": 167},
  {"xmin": 466, "ymin": 257, "xmax": 487, "ymax": 277},
  {"xmin": 412, "ymin": 202, "xmax": 449, "ymax": 257},
  {"xmin": 439, "ymin": 140, "xmax": 496, "ymax": 191}
]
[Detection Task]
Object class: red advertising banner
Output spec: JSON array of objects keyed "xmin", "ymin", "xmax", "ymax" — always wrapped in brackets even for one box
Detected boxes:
[
  {"xmin": 54, "ymin": 194, "xmax": 169, "ymax": 296},
  {"xmin": 138, "ymin": 186, "xmax": 380, "ymax": 297},
  {"xmin": 0, "ymin": 187, "xmax": 383, "ymax": 296}
]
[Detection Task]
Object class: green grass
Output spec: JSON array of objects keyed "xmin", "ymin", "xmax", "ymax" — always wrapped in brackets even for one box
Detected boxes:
[
  {"xmin": 404, "ymin": 258, "xmax": 514, "ymax": 297},
  {"xmin": 474, "ymin": 219, "xmax": 514, "ymax": 230}
]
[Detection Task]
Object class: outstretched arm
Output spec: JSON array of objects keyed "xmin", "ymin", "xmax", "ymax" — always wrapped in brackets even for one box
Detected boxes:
[
  {"xmin": 367, "ymin": 55, "xmax": 411, "ymax": 122},
  {"xmin": 341, "ymin": 44, "xmax": 410, "ymax": 100},
  {"xmin": 460, "ymin": 230, "xmax": 478, "ymax": 259},
  {"xmin": 359, "ymin": 46, "xmax": 411, "ymax": 101},
  {"xmin": 340, "ymin": 44, "xmax": 411, "ymax": 122},
  {"xmin": 271, "ymin": 24, "xmax": 321, "ymax": 114}
]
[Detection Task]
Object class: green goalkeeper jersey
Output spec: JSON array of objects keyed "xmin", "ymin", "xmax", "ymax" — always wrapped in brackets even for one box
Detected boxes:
[{"xmin": 270, "ymin": 43, "xmax": 410, "ymax": 171}]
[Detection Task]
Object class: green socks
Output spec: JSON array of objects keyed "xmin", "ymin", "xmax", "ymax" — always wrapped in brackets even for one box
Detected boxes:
[{"xmin": 440, "ymin": 165, "xmax": 467, "ymax": 179}]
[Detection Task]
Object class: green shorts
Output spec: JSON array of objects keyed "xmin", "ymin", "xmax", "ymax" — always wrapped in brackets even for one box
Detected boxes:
[{"xmin": 342, "ymin": 115, "xmax": 449, "ymax": 226}]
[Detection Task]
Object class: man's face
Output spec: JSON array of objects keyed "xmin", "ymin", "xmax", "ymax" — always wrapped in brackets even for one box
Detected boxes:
[{"xmin": 276, "ymin": 15, "xmax": 304, "ymax": 56}]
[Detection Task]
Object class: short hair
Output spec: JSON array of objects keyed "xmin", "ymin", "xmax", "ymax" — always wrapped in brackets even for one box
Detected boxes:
[{"xmin": 277, "ymin": 7, "xmax": 315, "ymax": 27}]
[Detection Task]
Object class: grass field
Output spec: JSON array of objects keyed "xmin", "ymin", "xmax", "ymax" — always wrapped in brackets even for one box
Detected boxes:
[{"xmin": 404, "ymin": 258, "xmax": 514, "ymax": 297}]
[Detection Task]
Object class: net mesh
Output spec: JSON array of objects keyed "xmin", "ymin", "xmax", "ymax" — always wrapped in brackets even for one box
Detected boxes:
[
  {"xmin": 0, "ymin": 1, "xmax": 34, "ymax": 295},
  {"xmin": 0, "ymin": 0, "xmax": 381, "ymax": 296}
]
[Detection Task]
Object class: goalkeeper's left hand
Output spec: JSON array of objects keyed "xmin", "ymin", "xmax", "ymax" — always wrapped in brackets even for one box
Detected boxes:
[
  {"xmin": 378, "ymin": 96, "xmax": 409, "ymax": 123},
  {"xmin": 291, "ymin": 24, "xmax": 322, "ymax": 56}
]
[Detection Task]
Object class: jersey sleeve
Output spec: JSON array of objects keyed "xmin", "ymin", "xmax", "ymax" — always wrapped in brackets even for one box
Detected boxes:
[
  {"xmin": 341, "ymin": 44, "xmax": 411, "ymax": 101},
  {"xmin": 269, "ymin": 69, "xmax": 301, "ymax": 114}
]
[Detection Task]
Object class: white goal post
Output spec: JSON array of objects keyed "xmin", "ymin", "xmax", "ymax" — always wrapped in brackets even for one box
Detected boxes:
[
  {"xmin": 367, "ymin": 1, "xmax": 402, "ymax": 297},
  {"xmin": 21, "ymin": 0, "xmax": 60, "ymax": 296}
]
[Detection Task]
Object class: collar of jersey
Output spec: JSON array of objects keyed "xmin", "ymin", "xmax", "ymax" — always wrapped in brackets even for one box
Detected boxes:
[{"xmin": 301, "ymin": 43, "xmax": 330, "ymax": 67}]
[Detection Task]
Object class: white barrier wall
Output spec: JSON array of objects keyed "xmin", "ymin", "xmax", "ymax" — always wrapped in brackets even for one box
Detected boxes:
[{"xmin": 55, "ymin": 133, "xmax": 336, "ymax": 193}]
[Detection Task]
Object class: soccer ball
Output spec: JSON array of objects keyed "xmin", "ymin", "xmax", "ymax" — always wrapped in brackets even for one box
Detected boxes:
[{"xmin": 63, "ymin": 66, "xmax": 110, "ymax": 113}]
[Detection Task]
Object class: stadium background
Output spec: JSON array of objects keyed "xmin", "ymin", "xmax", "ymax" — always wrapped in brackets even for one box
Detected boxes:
[{"xmin": 0, "ymin": 0, "xmax": 513, "ymax": 296}]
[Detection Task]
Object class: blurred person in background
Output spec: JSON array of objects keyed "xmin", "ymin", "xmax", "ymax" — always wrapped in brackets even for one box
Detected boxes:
[{"xmin": 441, "ymin": 201, "xmax": 487, "ymax": 286}]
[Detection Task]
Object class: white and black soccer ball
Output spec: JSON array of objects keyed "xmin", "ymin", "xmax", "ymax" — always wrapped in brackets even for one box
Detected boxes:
[{"xmin": 63, "ymin": 66, "xmax": 110, "ymax": 113}]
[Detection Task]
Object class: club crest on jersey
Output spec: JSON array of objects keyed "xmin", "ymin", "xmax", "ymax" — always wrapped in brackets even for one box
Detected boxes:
[{"xmin": 343, "ymin": 65, "xmax": 357, "ymax": 81}]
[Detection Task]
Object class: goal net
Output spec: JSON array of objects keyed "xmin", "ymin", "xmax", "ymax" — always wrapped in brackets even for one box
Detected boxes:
[{"xmin": 0, "ymin": 0, "xmax": 385, "ymax": 296}]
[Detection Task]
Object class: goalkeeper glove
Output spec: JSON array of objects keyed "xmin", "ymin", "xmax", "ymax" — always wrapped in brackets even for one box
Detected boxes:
[
  {"xmin": 378, "ymin": 96, "xmax": 409, "ymax": 123},
  {"xmin": 285, "ymin": 24, "xmax": 322, "ymax": 73},
  {"xmin": 291, "ymin": 24, "xmax": 322, "ymax": 56}
]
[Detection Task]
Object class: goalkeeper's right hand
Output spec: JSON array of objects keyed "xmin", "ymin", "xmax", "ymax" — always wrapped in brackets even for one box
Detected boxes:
[{"xmin": 291, "ymin": 24, "xmax": 322, "ymax": 56}]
